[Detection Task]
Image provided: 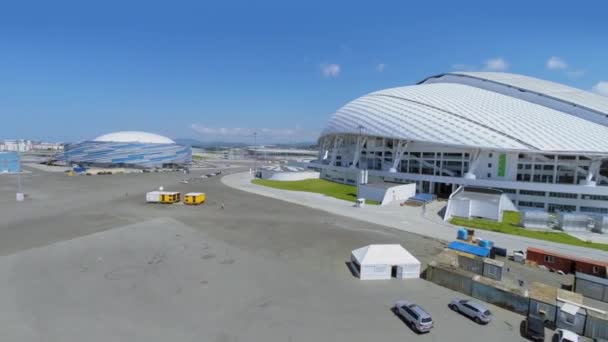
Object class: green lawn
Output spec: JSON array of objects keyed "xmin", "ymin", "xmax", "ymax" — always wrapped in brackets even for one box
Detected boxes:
[
  {"xmin": 450, "ymin": 211, "xmax": 608, "ymax": 252},
  {"xmin": 252, "ymin": 178, "xmax": 380, "ymax": 205}
]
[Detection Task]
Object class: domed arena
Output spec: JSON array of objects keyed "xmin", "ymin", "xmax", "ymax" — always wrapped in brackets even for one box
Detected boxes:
[
  {"xmin": 316, "ymin": 72, "xmax": 608, "ymax": 216},
  {"xmin": 55, "ymin": 131, "xmax": 191, "ymax": 169}
]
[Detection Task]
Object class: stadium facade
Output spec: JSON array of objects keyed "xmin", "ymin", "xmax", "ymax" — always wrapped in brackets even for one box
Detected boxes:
[
  {"xmin": 315, "ymin": 72, "xmax": 608, "ymax": 215},
  {"xmin": 56, "ymin": 131, "xmax": 191, "ymax": 169}
]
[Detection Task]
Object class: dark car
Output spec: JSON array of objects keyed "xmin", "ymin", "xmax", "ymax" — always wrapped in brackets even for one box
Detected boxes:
[{"xmin": 522, "ymin": 317, "xmax": 545, "ymax": 341}]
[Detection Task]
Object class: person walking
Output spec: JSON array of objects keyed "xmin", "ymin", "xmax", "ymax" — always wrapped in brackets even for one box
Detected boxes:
[
  {"xmin": 422, "ymin": 202, "xmax": 427, "ymax": 216},
  {"xmin": 220, "ymin": 202, "xmax": 225, "ymax": 210}
]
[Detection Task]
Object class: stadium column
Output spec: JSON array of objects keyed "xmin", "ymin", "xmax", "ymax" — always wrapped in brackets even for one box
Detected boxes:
[
  {"xmin": 317, "ymin": 137, "xmax": 327, "ymax": 161},
  {"xmin": 464, "ymin": 149, "xmax": 481, "ymax": 179},
  {"xmin": 330, "ymin": 135, "xmax": 341, "ymax": 166},
  {"xmin": 390, "ymin": 140, "xmax": 408, "ymax": 172},
  {"xmin": 350, "ymin": 135, "xmax": 366, "ymax": 169},
  {"xmin": 583, "ymin": 158, "xmax": 602, "ymax": 186}
]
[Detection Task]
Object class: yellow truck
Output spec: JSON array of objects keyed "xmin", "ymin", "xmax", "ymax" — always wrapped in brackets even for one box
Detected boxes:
[
  {"xmin": 184, "ymin": 192, "xmax": 206, "ymax": 205},
  {"xmin": 146, "ymin": 191, "xmax": 181, "ymax": 204}
]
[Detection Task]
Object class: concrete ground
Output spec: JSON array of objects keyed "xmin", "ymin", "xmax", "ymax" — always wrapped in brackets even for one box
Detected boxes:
[
  {"xmin": 223, "ymin": 172, "xmax": 608, "ymax": 261},
  {"xmin": 0, "ymin": 166, "xmax": 545, "ymax": 341}
]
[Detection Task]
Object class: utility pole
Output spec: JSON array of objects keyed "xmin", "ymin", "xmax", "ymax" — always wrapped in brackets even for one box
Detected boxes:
[
  {"xmin": 253, "ymin": 131, "xmax": 257, "ymax": 174},
  {"xmin": 16, "ymin": 150, "xmax": 23, "ymax": 202}
]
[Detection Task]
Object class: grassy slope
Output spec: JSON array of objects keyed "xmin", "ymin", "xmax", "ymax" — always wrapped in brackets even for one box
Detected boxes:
[
  {"xmin": 450, "ymin": 211, "xmax": 608, "ymax": 252},
  {"xmin": 252, "ymin": 178, "xmax": 380, "ymax": 205}
]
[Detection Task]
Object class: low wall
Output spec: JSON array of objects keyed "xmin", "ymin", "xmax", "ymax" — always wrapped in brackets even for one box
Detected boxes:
[
  {"xmin": 471, "ymin": 281, "xmax": 529, "ymax": 315},
  {"xmin": 260, "ymin": 170, "xmax": 320, "ymax": 181},
  {"xmin": 425, "ymin": 263, "xmax": 528, "ymax": 314},
  {"xmin": 357, "ymin": 183, "xmax": 416, "ymax": 205},
  {"xmin": 424, "ymin": 263, "xmax": 473, "ymax": 295}
]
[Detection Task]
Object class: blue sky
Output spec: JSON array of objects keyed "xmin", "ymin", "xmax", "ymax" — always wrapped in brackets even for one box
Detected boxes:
[{"xmin": 1, "ymin": 0, "xmax": 607, "ymax": 143}]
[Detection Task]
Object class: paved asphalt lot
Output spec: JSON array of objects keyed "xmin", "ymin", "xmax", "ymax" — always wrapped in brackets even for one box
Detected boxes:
[{"xmin": 0, "ymin": 166, "xmax": 539, "ymax": 341}]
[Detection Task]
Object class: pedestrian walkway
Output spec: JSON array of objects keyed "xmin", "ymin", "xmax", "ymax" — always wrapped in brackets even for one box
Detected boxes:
[{"xmin": 222, "ymin": 172, "xmax": 608, "ymax": 262}]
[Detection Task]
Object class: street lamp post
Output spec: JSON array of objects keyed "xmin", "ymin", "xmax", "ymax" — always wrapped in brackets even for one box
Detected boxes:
[
  {"xmin": 253, "ymin": 131, "xmax": 257, "ymax": 174},
  {"xmin": 16, "ymin": 150, "xmax": 23, "ymax": 202}
]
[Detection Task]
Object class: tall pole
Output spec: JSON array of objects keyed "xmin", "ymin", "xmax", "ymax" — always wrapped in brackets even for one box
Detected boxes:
[
  {"xmin": 253, "ymin": 131, "xmax": 257, "ymax": 173},
  {"xmin": 17, "ymin": 151, "xmax": 22, "ymax": 194}
]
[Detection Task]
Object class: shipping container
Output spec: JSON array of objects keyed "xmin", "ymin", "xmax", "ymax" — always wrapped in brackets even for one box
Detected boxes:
[
  {"xmin": 575, "ymin": 272, "xmax": 608, "ymax": 302},
  {"xmin": 184, "ymin": 192, "xmax": 206, "ymax": 205},
  {"xmin": 146, "ymin": 191, "xmax": 180, "ymax": 203},
  {"xmin": 527, "ymin": 247, "xmax": 608, "ymax": 278}
]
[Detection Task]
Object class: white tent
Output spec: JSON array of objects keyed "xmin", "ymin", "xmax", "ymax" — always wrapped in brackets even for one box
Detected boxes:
[{"xmin": 350, "ymin": 244, "xmax": 421, "ymax": 280}]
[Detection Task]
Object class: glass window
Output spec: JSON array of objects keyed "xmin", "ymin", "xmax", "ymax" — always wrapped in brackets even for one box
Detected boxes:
[
  {"xmin": 518, "ymin": 201, "xmax": 545, "ymax": 208},
  {"xmin": 544, "ymin": 255, "xmax": 555, "ymax": 263},
  {"xmin": 488, "ymin": 163, "xmax": 492, "ymax": 168},
  {"xmin": 520, "ymin": 190, "xmax": 546, "ymax": 197},
  {"xmin": 549, "ymin": 192, "xmax": 577, "ymax": 199},
  {"xmin": 548, "ymin": 204, "xmax": 576, "ymax": 213},
  {"xmin": 580, "ymin": 207, "xmax": 608, "ymax": 214},
  {"xmin": 565, "ymin": 313, "xmax": 576, "ymax": 325},
  {"xmin": 582, "ymin": 194, "xmax": 608, "ymax": 201}
]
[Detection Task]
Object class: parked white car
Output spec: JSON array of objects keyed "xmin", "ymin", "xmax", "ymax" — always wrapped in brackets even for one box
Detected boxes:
[
  {"xmin": 448, "ymin": 298, "xmax": 492, "ymax": 324},
  {"xmin": 392, "ymin": 300, "xmax": 434, "ymax": 333},
  {"xmin": 555, "ymin": 329, "xmax": 579, "ymax": 342}
]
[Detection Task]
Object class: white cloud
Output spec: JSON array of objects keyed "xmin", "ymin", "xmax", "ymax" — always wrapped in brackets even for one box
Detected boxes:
[
  {"xmin": 483, "ymin": 57, "xmax": 509, "ymax": 71},
  {"xmin": 191, "ymin": 124, "xmax": 319, "ymax": 142},
  {"xmin": 376, "ymin": 63, "xmax": 386, "ymax": 72},
  {"xmin": 547, "ymin": 56, "xmax": 568, "ymax": 70},
  {"xmin": 592, "ymin": 81, "xmax": 608, "ymax": 96},
  {"xmin": 320, "ymin": 63, "xmax": 340, "ymax": 77}
]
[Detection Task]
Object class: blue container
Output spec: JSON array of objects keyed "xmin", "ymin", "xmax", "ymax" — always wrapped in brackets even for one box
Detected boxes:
[
  {"xmin": 457, "ymin": 228, "xmax": 468, "ymax": 241},
  {"xmin": 448, "ymin": 241, "xmax": 490, "ymax": 258},
  {"xmin": 479, "ymin": 239, "xmax": 491, "ymax": 248}
]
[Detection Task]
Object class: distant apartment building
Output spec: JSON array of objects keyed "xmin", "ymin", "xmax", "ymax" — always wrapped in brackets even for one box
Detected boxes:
[{"xmin": 0, "ymin": 139, "xmax": 63, "ymax": 152}]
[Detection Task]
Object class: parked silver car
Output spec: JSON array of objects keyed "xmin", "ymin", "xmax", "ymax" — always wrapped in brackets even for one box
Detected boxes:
[
  {"xmin": 392, "ymin": 300, "xmax": 434, "ymax": 333},
  {"xmin": 448, "ymin": 299, "xmax": 492, "ymax": 324}
]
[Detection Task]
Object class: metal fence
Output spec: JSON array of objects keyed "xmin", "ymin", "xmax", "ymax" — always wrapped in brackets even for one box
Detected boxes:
[{"xmin": 471, "ymin": 281, "xmax": 528, "ymax": 315}]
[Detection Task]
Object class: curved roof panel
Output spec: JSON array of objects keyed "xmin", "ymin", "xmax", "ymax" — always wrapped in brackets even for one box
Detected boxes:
[
  {"xmin": 420, "ymin": 72, "xmax": 608, "ymax": 126},
  {"xmin": 322, "ymin": 83, "xmax": 608, "ymax": 153},
  {"xmin": 94, "ymin": 131, "xmax": 175, "ymax": 144}
]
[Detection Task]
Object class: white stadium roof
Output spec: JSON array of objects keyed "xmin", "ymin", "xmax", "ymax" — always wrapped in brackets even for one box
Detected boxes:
[
  {"xmin": 322, "ymin": 72, "xmax": 608, "ymax": 154},
  {"xmin": 94, "ymin": 131, "xmax": 175, "ymax": 144},
  {"xmin": 423, "ymin": 72, "xmax": 608, "ymax": 118}
]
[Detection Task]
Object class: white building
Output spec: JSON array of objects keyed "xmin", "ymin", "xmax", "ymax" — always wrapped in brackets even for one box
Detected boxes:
[
  {"xmin": 248, "ymin": 147, "xmax": 318, "ymax": 161},
  {"xmin": 350, "ymin": 244, "xmax": 421, "ymax": 280},
  {"xmin": 315, "ymin": 72, "xmax": 608, "ymax": 217},
  {"xmin": 0, "ymin": 140, "xmax": 63, "ymax": 152},
  {"xmin": 444, "ymin": 186, "xmax": 517, "ymax": 221},
  {"xmin": 256, "ymin": 164, "xmax": 320, "ymax": 181}
]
